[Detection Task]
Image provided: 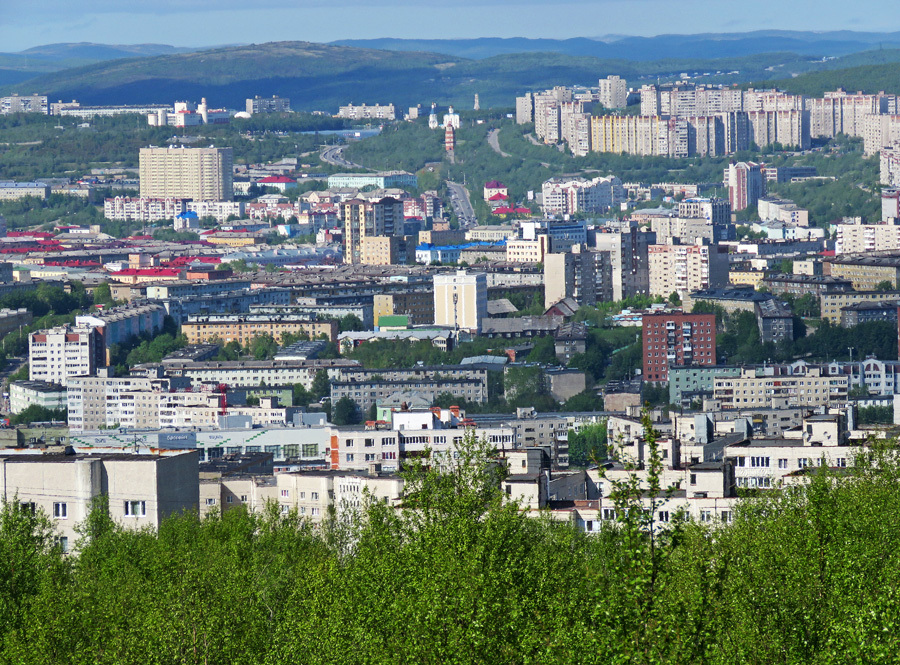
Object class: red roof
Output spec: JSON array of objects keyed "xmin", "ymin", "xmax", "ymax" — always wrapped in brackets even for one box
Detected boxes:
[
  {"xmin": 484, "ymin": 180, "xmax": 505, "ymax": 189},
  {"xmin": 488, "ymin": 193, "xmax": 508, "ymax": 201},
  {"xmin": 258, "ymin": 175, "xmax": 297, "ymax": 184},
  {"xmin": 8, "ymin": 231, "xmax": 54, "ymax": 239},
  {"xmin": 112, "ymin": 268, "xmax": 182, "ymax": 277},
  {"xmin": 493, "ymin": 207, "xmax": 530, "ymax": 215}
]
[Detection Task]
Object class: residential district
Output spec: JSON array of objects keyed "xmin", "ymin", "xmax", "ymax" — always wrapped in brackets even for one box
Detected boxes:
[{"xmin": 2, "ymin": 76, "xmax": 900, "ymax": 549}]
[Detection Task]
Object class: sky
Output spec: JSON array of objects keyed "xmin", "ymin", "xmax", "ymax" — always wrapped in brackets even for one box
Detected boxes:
[{"xmin": 1, "ymin": 0, "xmax": 899, "ymax": 52}]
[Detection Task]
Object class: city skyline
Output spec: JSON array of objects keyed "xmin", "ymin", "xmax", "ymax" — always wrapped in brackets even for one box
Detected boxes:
[{"xmin": 2, "ymin": 0, "xmax": 900, "ymax": 53}]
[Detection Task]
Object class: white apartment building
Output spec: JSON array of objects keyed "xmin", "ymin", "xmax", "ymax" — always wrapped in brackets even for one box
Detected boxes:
[
  {"xmin": 9, "ymin": 380, "xmax": 67, "ymax": 415},
  {"xmin": 647, "ymin": 243, "xmax": 730, "ymax": 297},
  {"xmin": 864, "ymin": 114, "xmax": 900, "ymax": 155},
  {"xmin": 0, "ymin": 181, "xmax": 50, "ymax": 201},
  {"xmin": 186, "ymin": 200, "xmax": 246, "ymax": 223},
  {"xmin": 541, "ymin": 175, "xmax": 624, "ymax": 216},
  {"xmin": 714, "ymin": 367, "xmax": 848, "ymax": 409},
  {"xmin": 434, "ymin": 270, "xmax": 488, "ymax": 333},
  {"xmin": 598, "ymin": 75, "xmax": 628, "ymax": 109},
  {"xmin": 104, "ymin": 196, "xmax": 189, "ymax": 222},
  {"xmin": 0, "ymin": 94, "xmax": 47, "ymax": 114},
  {"xmin": 67, "ymin": 373, "xmax": 185, "ymax": 432},
  {"xmin": 29, "ymin": 325, "xmax": 104, "ymax": 387},
  {"xmin": 139, "ymin": 146, "xmax": 233, "ymax": 201},
  {"xmin": 881, "ymin": 144, "xmax": 900, "ymax": 187},
  {"xmin": 505, "ymin": 237, "xmax": 549, "ymax": 263},
  {"xmin": 835, "ymin": 219, "xmax": 900, "ymax": 254},
  {"xmin": 0, "ymin": 450, "xmax": 199, "ymax": 551},
  {"xmin": 336, "ymin": 103, "xmax": 396, "ymax": 120},
  {"xmin": 136, "ymin": 358, "xmax": 357, "ymax": 391}
]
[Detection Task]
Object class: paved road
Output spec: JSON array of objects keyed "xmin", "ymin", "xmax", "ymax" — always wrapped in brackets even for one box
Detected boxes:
[
  {"xmin": 320, "ymin": 144, "xmax": 368, "ymax": 170},
  {"xmin": 446, "ymin": 181, "xmax": 477, "ymax": 228},
  {"xmin": 487, "ymin": 128, "xmax": 511, "ymax": 158}
]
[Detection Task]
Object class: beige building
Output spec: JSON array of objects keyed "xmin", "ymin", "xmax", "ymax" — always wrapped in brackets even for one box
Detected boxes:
[
  {"xmin": 821, "ymin": 288, "xmax": 900, "ymax": 323},
  {"xmin": 360, "ymin": 235, "xmax": 404, "ymax": 265},
  {"xmin": 182, "ymin": 315, "xmax": 339, "ymax": 344},
  {"xmin": 29, "ymin": 325, "xmax": 105, "ymax": 387},
  {"xmin": 343, "ymin": 197, "xmax": 405, "ymax": 265},
  {"xmin": 648, "ymin": 243, "xmax": 730, "ymax": 298},
  {"xmin": 864, "ymin": 114, "xmax": 900, "ymax": 155},
  {"xmin": 714, "ymin": 367, "xmax": 847, "ymax": 409},
  {"xmin": 835, "ymin": 221, "xmax": 900, "ymax": 254},
  {"xmin": 0, "ymin": 450, "xmax": 198, "ymax": 552},
  {"xmin": 373, "ymin": 291, "xmax": 435, "ymax": 327},
  {"xmin": 139, "ymin": 146, "xmax": 233, "ymax": 201},
  {"xmin": 466, "ymin": 226, "xmax": 517, "ymax": 242},
  {"xmin": 506, "ymin": 236, "xmax": 549, "ymax": 263},
  {"xmin": 828, "ymin": 256, "xmax": 900, "ymax": 290},
  {"xmin": 433, "ymin": 271, "xmax": 488, "ymax": 333}
]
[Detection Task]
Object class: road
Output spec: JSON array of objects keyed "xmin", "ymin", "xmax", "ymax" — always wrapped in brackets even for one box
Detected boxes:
[
  {"xmin": 446, "ymin": 181, "xmax": 477, "ymax": 228},
  {"xmin": 487, "ymin": 128, "xmax": 511, "ymax": 158},
  {"xmin": 320, "ymin": 144, "xmax": 368, "ymax": 170}
]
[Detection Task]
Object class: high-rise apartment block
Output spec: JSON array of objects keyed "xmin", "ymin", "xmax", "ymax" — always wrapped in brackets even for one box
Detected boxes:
[
  {"xmin": 246, "ymin": 95, "xmax": 291, "ymax": 114},
  {"xmin": 642, "ymin": 312, "xmax": 717, "ymax": 383},
  {"xmin": 598, "ymin": 76, "xmax": 628, "ymax": 109},
  {"xmin": 434, "ymin": 271, "xmax": 488, "ymax": 333},
  {"xmin": 881, "ymin": 144, "xmax": 900, "ymax": 187},
  {"xmin": 29, "ymin": 325, "xmax": 105, "ymax": 387},
  {"xmin": 342, "ymin": 196, "xmax": 405, "ymax": 264},
  {"xmin": 541, "ymin": 175, "xmax": 624, "ymax": 216},
  {"xmin": 725, "ymin": 162, "xmax": 766, "ymax": 211},
  {"xmin": 1, "ymin": 94, "xmax": 48, "ymax": 114},
  {"xmin": 139, "ymin": 146, "xmax": 233, "ymax": 201},
  {"xmin": 648, "ymin": 243, "xmax": 730, "ymax": 298},
  {"xmin": 678, "ymin": 197, "xmax": 731, "ymax": 224},
  {"xmin": 593, "ymin": 224, "xmax": 655, "ymax": 301},
  {"xmin": 543, "ymin": 246, "xmax": 613, "ymax": 308}
]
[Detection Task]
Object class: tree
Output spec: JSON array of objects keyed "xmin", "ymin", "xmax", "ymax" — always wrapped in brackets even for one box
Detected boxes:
[
  {"xmin": 10, "ymin": 405, "xmax": 67, "ymax": 425},
  {"xmin": 875, "ymin": 280, "xmax": 894, "ymax": 291},
  {"xmin": 567, "ymin": 421, "xmax": 607, "ymax": 466},
  {"xmin": 668, "ymin": 291, "xmax": 681, "ymax": 306},
  {"xmin": 248, "ymin": 334, "xmax": 278, "ymax": 360},
  {"xmin": 331, "ymin": 396, "xmax": 360, "ymax": 426},
  {"xmin": 311, "ymin": 370, "xmax": 330, "ymax": 401}
]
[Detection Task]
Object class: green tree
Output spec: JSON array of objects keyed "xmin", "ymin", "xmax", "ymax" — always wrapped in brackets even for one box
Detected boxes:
[
  {"xmin": 331, "ymin": 396, "xmax": 360, "ymax": 426},
  {"xmin": 310, "ymin": 369, "xmax": 330, "ymax": 401},
  {"xmin": 567, "ymin": 421, "xmax": 607, "ymax": 466}
]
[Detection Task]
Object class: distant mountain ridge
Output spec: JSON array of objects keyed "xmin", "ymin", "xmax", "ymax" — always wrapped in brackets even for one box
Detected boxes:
[{"xmin": 332, "ymin": 31, "xmax": 900, "ymax": 61}]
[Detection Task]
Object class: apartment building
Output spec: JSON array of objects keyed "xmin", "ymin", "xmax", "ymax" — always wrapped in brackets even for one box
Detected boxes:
[
  {"xmin": 359, "ymin": 235, "xmax": 405, "ymax": 266},
  {"xmin": 0, "ymin": 181, "xmax": 50, "ymax": 201},
  {"xmin": 757, "ymin": 197, "xmax": 809, "ymax": 226},
  {"xmin": 713, "ymin": 366, "xmax": 848, "ymax": 409},
  {"xmin": 343, "ymin": 196, "xmax": 405, "ymax": 264},
  {"xmin": 67, "ymin": 373, "xmax": 184, "ymax": 432},
  {"xmin": 593, "ymin": 224, "xmax": 655, "ymax": 300},
  {"xmin": 103, "ymin": 196, "xmax": 189, "ymax": 222},
  {"xmin": 541, "ymin": 175, "xmax": 624, "ymax": 216},
  {"xmin": 647, "ymin": 243, "xmax": 729, "ymax": 298},
  {"xmin": 642, "ymin": 312, "xmax": 716, "ymax": 383},
  {"xmin": 9, "ymin": 380, "xmax": 67, "ymax": 415},
  {"xmin": 864, "ymin": 114, "xmax": 900, "ymax": 155},
  {"xmin": 139, "ymin": 146, "xmax": 233, "ymax": 201},
  {"xmin": 0, "ymin": 449, "xmax": 198, "ymax": 550},
  {"xmin": 828, "ymin": 255, "xmax": 900, "ymax": 290},
  {"xmin": 506, "ymin": 236, "xmax": 550, "ymax": 264},
  {"xmin": 373, "ymin": 291, "xmax": 435, "ymax": 327},
  {"xmin": 331, "ymin": 378, "xmax": 487, "ymax": 412},
  {"xmin": 598, "ymin": 75, "xmax": 628, "ymax": 109},
  {"xmin": 881, "ymin": 145, "xmax": 900, "ymax": 187},
  {"xmin": 434, "ymin": 271, "xmax": 488, "ymax": 333},
  {"xmin": 821, "ymin": 288, "xmax": 900, "ymax": 323},
  {"xmin": 246, "ymin": 95, "xmax": 291, "ymax": 114},
  {"xmin": 336, "ymin": 103, "xmax": 396, "ymax": 120},
  {"xmin": 544, "ymin": 246, "xmax": 613, "ymax": 307},
  {"xmin": 725, "ymin": 161, "xmax": 765, "ymax": 211},
  {"xmin": 678, "ymin": 197, "xmax": 731, "ymax": 224},
  {"xmin": 0, "ymin": 94, "xmax": 48, "ymax": 114},
  {"xmin": 835, "ymin": 220, "xmax": 900, "ymax": 254},
  {"xmin": 181, "ymin": 314, "xmax": 338, "ymax": 344},
  {"xmin": 29, "ymin": 325, "xmax": 105, "ymax": 387},
  {"xmin": 76, "ymin": 302, "xmax": 166, "ymax": 350}
]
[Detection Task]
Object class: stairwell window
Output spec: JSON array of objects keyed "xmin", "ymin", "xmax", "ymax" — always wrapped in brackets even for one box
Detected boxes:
[
  {"xmin": 124, "ymin": 500, "xmax": 146, "ymax": 517},
  {"xmin": 53, "ymin": 502, "xmax": 67, "ymax": 519}
]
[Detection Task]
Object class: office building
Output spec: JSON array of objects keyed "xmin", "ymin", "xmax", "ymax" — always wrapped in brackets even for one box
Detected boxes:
[
  {"xmin": 434, "ymin": 271, "xmax": 488, "ymax": 333},
  {"xmin": 139, "ymin": 146, "xmax": 233, "ymax": 201},
  {"xmin": 642, "ymin": 312, "xmax": 716, "ymax": 383},
  {"xmin": 327, "ymin": 172, "xmax": 417, "ymax": 190}
]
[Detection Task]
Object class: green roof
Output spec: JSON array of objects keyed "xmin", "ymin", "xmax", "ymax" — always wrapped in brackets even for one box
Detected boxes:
[{"xmin": 377, "ymin": 315, "xmax": 409, "ymax": 328}]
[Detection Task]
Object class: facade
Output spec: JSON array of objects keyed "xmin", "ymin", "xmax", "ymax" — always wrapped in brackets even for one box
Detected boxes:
[
  {"xmin": 181, "ymin": 315, "xmax": 339, "ymax": 344},
  {"xmin": 678, "ymin": 197, "xmax": 731, "ymax": 224},
  {"xmin": 336, "ymin": 103, "xmax": 396, "ymax": 120},
  {"xmin": 593, "ymin": 224, "xmax": 655, "ymax": 300},
  {"xmin": 103, "ymin": 197, "xmax": 189, "ymax": 222},
  {"xmin": 0, "ymin": 308, "xmax": 32, "ymax": 337},
  {"xmin": 9, "ymin": 380, "xmax": 67, "ymax": 415},
  {"xmin": 0, "ymin": 182, "xmax": 50, "ymax": 201},
  {"xmin": 668, "ymin": 366, "xmax": 742, "ymax": 405},
  {"xmin": 76, "ymin": 303, "xmax": 166, "ymax": 350},
  {"xmin": 822, "ymin": 289, "xmax": 900, "ymax": 323},
  {"xmin": 840, "ymin": 300, "xmax": 899, "ymax": 327},
  {"xmin": 142, "ymin": 358, "xmax": 356, "ymax": 391},
  {"xmin": 327, "ymin": 172, "xmax": 416, "ymax": 190},
  {"xmin": 139, "ymin": 146, "xmax": 233, "ymax": 201},
  {"xmin": 359, "ymin": 235, "xmax": 405, "ymax": 266},
  {"xmin": 29, "ymin": 325, "xmax": 105, "ymax": 387},
  {"xmin": 725, "ymin": 161, "xmax": 765, "ymax": 211},
  {"xmin": 598, "ymin": 75, "xmax": 628, "ymax": 109},
  {"xmin": 835, "ymin": 220, "xmax": 900, "ymax": 254},
  {"xmin": 757, "ymin": 197, "xmax": 809, "ymax": 226},
  {"xmin": 246, "ymin": 95, "xmax": 291, "ymax": 114},
  {"xmin": 642, "ymin": 313, "xmax": 717, "ymax": 383},
  {"xmin": 433, "ymin": 271, "xmax": 488, "ymax": 333},
  {"xmin": 647, "ymin": 243, "xmax": 730, "ymax": 298},
  {"xmin": 0, "ymin": 94, "xmax": 48, "ymax": 114},
  {"xmin": 713, "ymin": 366, "xmax": 848, "ymax": 409},
  {"xmin": 544, "ymin": 247, "xmax": 612, "ymax": 308},
  {"xmin": 828, "ymin": 256, "xmax": 900, "ymax": 291},
  {"xmin": 756, "ymin": 299, "xmax": 794, "ymax": 344},
  {"xmin": 373, "ymin": 291, "xmax": 435, "ymax": 327},
  {"xmin": 343, "ymin": 196, "xmax": 405, "ymax": 264},
  {"xmin": 332, "ymin": 378, "xmax": 487, "ymax": 412},
  {"xmin": 541, "ymin": 175, "xmax": 624, "ymax": 216},
  {"xmin": 0, "ymin": 450, "xmax": 198, "ymax": 550}
]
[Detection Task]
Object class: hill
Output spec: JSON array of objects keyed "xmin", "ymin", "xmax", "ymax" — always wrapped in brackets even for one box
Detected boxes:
[
  {"xmin": 758, "ymin": 59, "xmax": 900, "ymax": 96},
  {"xmin": 333, "ymin": 30, "xmax": 900, "ymax": 61}
]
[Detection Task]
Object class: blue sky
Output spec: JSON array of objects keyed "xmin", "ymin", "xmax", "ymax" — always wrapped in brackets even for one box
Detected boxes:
[{"xmin": 1, "ymin": 0, "xmax": 898, "ymax": 52}]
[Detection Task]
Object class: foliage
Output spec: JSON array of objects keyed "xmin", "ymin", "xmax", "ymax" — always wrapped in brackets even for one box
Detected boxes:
[
  {"xmin": 567, "ymin": 421, "xmax": 608, "ymax": 466},
  {"xmin": 9, "ymin": 405, "xmax": 67, "ymax": 425},
  {"xmin": 331, "ymin": 395, "xmax": 361, "ymax": 426},
  {"xmin": 525, "ymin": 335, "xmax": 557, "ymax": 365},
  {"xmin": 858, "ymin": 405, "xmax": 893, "ymax": 425},
  {"xmin": 563, "ymin": 390, "xmax": 604, "ymax": 413}
]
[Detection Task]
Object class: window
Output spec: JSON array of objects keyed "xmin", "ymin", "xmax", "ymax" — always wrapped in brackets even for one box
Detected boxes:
[
  {"xmin": 798, "ymin": 458, "xmax": 808, "ymax": 469},
  {"xmin": 311, "ymin": 492, "xmax": 319, "ymax": 501},
  {"xmin": 299, "ymin": 492, "xmax": 306, "ymax": 500},
  {"xmin": 735, "ymin": 457, "xmax": 745, "ymax": 467},
  {"xmin": 689, "ymin": 473, "xmax": 697, "ymax": 485},
  {"xmin": 346, "ymin": 454, "xmax": 354, "ymax": 462},
  {"xmin": 602, "ymin": 508, "xmax": 617, "ymax": 521},
  {"xmin": 836, "ymin": 458, "xmax": 847, "ymax": 468},
  {"xmin": 280, "ymin": 505, "xmax": 289, "ymax": 514},
  {"xmin": 280, "ymin": 489, "xmax": 289, "ymax": 498},
  {"xmin": 240, "ymin": 495, "xmax": 247, "ymax": 502},
  {"xmin": 19, "ymin": 502, "xmax": 36, "ymax": 515},
  {"xmin": 226, "ymin": 496, "xmax": 234, "ymax": 504},
  {"xmin": 658, "ymin": 511, "xmax": 670, "ymax": 523},
  {"xmin": 720, "ymin": 511, "xmax": 732, "ymax": 523},
  {"xmin": 778, "ymin": 459, "xmax": 788, "ymax": 469},
  {"xmin": 53, "ymin": 502, "xmax": 67, "ymax": 519},
  {"xmin": 750, "ymin": 457, "xmax": 770, "ymax": 468},
  {"xmin": 205, "ymin": 498, "xmax": 217, "ymax": 506},
  {"xmin": 311, "ymin": 508, "xmax": 320, "ymax": 516},
  {"xmin": 699, "ymin": 510, "xmax": 712, "ymax": 523},
  {"xmin": 55, "ymin": 536, "xmax": 69, "ymax": 553},
  {"xmin": 124, "ymin": 500, "xmax": 146, "ymax": 517}
]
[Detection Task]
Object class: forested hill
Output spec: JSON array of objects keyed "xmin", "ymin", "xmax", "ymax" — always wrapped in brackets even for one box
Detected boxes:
[
  {"xmin": 762, "ymin": 59, "xmax": 900, "ymax": 96},
  {"xmin": 9, "ymin": 40, "xmax": 900, "ymax": 112}
]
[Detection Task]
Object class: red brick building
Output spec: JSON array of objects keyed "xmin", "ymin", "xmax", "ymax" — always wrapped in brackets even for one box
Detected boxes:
[{"xmin": 642, "ymin": 312, "xmax": 716, "ymax": 383}]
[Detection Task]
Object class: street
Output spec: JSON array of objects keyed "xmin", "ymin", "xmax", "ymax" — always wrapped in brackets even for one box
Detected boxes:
[{"xmin": 446, "ymin": 181, "xmax": 477, "ymax": 228}]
